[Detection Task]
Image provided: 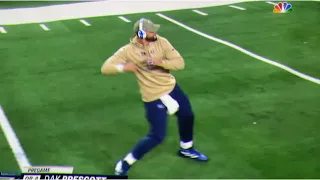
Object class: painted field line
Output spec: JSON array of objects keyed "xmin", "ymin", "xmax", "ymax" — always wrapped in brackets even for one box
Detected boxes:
[
  {"xmin": 40, "ymin": 23, "xmax": 50, "ymax": 31},
  {"xmin": 229, "ymin": 5, "xmax": 246, "ymax": 10},
  {"xmin": 192, "ymin": 9, "xmax": 208, "ymax": 16},
  {"xmin": 0, "ymin": 26, "xmax": 7, "ymax": 33},
  {"xmin": 118, "ymin": 16, "xmax": 131, "ymax": 23},
  {"xmin": 156, "ymin": 13, "xmax": 320, "ymax": 85},
  {"xmin": 266, "ymin": 1, "xmax": 277, "ymax": 5},
  {"xmin": 0, "ymin": 106, "xmax": 31, "ymax": 170},
  {"xmin": 79, "ymin": 19, "xmax": 91, "ymax": 26}
]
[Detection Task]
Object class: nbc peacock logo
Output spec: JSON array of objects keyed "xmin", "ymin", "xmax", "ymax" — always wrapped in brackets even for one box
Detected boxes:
[{"xmin": 273, "ymin": 2, "xmax": 293, "ymax": 13}]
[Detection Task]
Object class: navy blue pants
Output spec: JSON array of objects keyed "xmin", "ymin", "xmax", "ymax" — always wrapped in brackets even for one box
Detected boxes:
[{"xmin": 130, "ymin": 83, "xmax": 194, "ymax": 160}]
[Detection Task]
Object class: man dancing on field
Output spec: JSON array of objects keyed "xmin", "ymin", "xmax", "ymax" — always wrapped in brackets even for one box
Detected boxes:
[{"xmin": 101, "ymin": 18, "xmax": 208, "ymax": 176}]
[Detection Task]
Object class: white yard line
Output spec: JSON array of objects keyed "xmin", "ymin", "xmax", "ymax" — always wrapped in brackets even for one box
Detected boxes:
[
  {"xmin": 229, "ymin": 5, "xmax": 246, "ymax": 10},
  {"xmin": 118, "ymin": 16, "xmax": 131, "ymax": 22},
  {"xmin": 79, "ymin": 19, "xmax": 91, "ymax": 26},
  {"xmin": 156, "ymin": 13, "xmax": 320, "ymax": 85},
  {"xmin": 0, "ymin": 106, "xmax": 31, "ymax": 170},
  {"xmin": 0, "ymin": 26, "xmax": 7, "ymax": 33},
  {"xmin": 192, "ymin": 9, "xmax": 208, "ymax": 16},
  {"xmin": 40, "ymin": 24, "xmax": 50, "ymax": 31},
  {"xmin": 266, "ymin": 1, "xmax": 278, "ymax": 5}
]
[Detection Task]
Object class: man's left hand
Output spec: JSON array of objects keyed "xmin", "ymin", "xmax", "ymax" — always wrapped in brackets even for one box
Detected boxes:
[{"xmin": 147, "ymin": 58, "xmax": 163, "ymax": 66}]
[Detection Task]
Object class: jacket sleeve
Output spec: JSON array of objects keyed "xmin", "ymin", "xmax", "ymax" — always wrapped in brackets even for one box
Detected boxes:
[
  {"xmin": 101, "ymin": 46, "xmax": 129, "ymax": 75},
  {"xmin": 158, "ymin": 38, "xmax": 185, "ymax": 71}
]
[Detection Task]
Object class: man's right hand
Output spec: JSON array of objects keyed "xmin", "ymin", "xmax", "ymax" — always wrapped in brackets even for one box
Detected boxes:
[{"xmin": 123, "ymin": 62, "xmax": 138, "ymax": 73}]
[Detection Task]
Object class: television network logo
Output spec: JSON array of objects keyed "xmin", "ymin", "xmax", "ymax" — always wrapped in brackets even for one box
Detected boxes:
[{"xmin": 273, "ymin": 2, "xmax": 293, "ymax": 13}]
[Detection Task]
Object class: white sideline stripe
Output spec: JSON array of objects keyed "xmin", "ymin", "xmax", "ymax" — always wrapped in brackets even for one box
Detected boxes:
[
  {"xmin": 40, "ymin": 24, "xmax": 50, "ymax": 31},
  {"xmin": 192, "ymin": 10, "xmax": 208, "ymax": 16},
  {"xmin": 79, "ymin": 19, "xmax": 91, "ymax": 26},
  {"xmin": 118, "ymin": 16, "xmax": 131, "ymax": 22},
  {"xmin": 266, "ymin": 1, "xmax": 277, "ymax": 5},
  {"xmin": 229, "ymin": 5, "xmax": 246, "ymax": 10},
  {"xmin": 0, "ymin": 0, "xmax": 251, "ymax": 25},
  {"xmin": 0, "ymin": 26, "xmax": 7, "ymax": 33},
  {"xmin": 0, "ymin": 106, "xmax": 31, "ymax": 170},
  {"xmin": 156, "ymin": 13, "xmax": 320, "ymax": 85}
]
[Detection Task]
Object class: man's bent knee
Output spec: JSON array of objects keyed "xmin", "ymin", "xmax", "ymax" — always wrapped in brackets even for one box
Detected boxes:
[
  {"xmin": 147, "ymin": 132, "xmax": 166, "ymax": 145},
  {"xmin": 177, "ymin": 110, "xmax": 194, "ymax": 121}
]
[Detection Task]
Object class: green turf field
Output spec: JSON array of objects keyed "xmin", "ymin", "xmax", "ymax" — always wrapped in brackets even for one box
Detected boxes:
[{"xmin": 1, "ymin": 1, "xmax": 320, "ymax": 179}]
